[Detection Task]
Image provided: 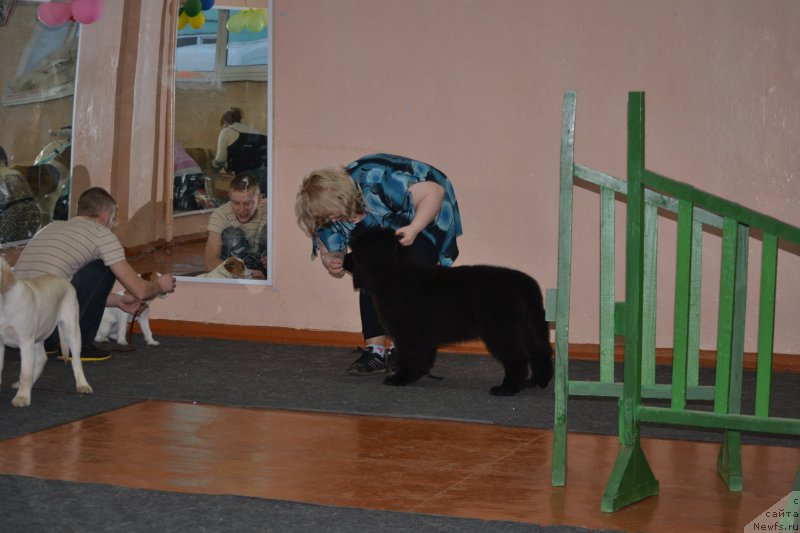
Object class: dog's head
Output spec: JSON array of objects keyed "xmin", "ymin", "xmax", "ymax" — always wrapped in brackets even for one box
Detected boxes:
[
  {"xmin": 346, "ymin": 227, "xmax": 404, "ymax": 290},
  {"xmin": 140, "ymin": 272, "xmax": 167, "ymax": 299},
  {"xmin": 220, "ymin": 256, "xmax": 254, "ymax": 279}
]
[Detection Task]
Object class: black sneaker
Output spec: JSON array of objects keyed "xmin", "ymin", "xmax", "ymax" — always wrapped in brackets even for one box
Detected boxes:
[
  {"xmin": 347, "ymin": 346, "xmax": 386, "ymax": 375},
  {"xmin": 385, "ymin": 347, "xmax": 397, "ymax": 375}
]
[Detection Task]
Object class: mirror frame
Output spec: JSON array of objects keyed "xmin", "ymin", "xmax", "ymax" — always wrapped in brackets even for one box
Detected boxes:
[{"xmin": 172, "ymin": 1, "xmax": 273, "ymax": 286}]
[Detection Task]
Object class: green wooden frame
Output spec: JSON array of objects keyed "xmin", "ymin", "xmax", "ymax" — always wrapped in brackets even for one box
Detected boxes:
[
  {"xmin": 550, "ymin": 91, "xmax": 717, "ymax": 487},
  {"xmin": 602, "ymin": 92, "xmax": 800, "ymax": 511},
  {"xmin": 549, "ymin": 91, "xmax": 800, "ymax": 512}
]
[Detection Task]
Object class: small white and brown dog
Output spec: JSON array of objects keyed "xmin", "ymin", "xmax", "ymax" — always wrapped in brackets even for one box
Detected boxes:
[
  {"xmin": 196, "ymin": 256, "xmax": 254, "ymax": 279},
  {"xmin": 0, "ymin": 257, "xmax": 91, "ymax": 407},
  {"xmin": 95, "ymin": 272, "xmax": 163, "ymax": 347}
]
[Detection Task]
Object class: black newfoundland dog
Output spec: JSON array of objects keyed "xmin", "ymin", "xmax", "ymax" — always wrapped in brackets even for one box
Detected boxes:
[{"xmin": 345, "ymin": 227, "xmax": 552, "ymax": 396}]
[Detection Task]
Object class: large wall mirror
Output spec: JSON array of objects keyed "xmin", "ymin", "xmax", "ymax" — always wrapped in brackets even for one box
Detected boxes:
[
  {"xmin": 0, "ymin": 2, "xmax": 272, "ymax": 285},
  {"xmin": 172, "ymin": 3, "xmax": 272, "ymax": 285},
  {"xmin": 0, "ymin": 1, "xmax": 76, "ymax": 251}
]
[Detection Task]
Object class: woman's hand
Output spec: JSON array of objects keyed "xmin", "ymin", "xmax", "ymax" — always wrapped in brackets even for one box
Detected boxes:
[
  {"xmin": 321, "ymin": 251, "xmax": 346, "ymax": 278},
  {"xmin": 395, "ymin": 225, "xmax": 421, "ymax": 246}
]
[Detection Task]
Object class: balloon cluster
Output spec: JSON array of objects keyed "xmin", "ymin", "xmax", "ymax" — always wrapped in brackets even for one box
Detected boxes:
[
  {"xmin": 178, "ymin": 0, "xmax": 215, "ymax": 30},
  {"xmin": 226, "ymin": 9, "xmax": 267, "ymax": 33},
  {"xmin": 37, "ymin": 0, "xmax": 104, "ymax": 27}
]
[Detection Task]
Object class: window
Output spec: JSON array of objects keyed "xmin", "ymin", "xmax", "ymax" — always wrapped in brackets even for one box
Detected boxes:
[{"xmin": 176, "ymin": 8, "xmax": 267, "ymax": 82}]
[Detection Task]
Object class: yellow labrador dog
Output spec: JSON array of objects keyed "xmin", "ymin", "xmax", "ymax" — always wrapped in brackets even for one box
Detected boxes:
[{"xmin": 0, "ymin": 257, "xmax": 91, "ymax": 407}]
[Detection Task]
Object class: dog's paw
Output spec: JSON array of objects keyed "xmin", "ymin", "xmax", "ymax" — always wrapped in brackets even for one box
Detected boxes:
[
  {"xmin": 383, "ymin": 374, "xmax": 408, "ymax": 386},
  {"xmin": 11, "ymin": 394, "xmax": 31, "ymax": 407},
  {"xmin": 489, "ymin": 384, "xmax": 521, "ymax": 396},
  {"xmin": 145, "ymin": 340, "xmax": 160, "ymax": 346},
  {"xmin": 76, "ymin": 384, "xmax": 93, "ymax": 394},
  {"xmin": 116, "ymin": 340, "xmax": 129, "ymax": 346}
]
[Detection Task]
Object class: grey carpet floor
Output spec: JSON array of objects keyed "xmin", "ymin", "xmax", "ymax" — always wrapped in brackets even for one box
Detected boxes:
[
  {"xmin": 0, "ymin": 475, "xmax": 601, "ymax": 533},
  {"xmin": 1, "ymin": 336, "xmax": 797, "ymax": 445}
]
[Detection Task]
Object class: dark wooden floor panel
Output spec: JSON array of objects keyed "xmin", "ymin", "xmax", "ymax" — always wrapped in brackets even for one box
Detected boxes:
[{"xmin": 0, "ymin": 400, "xmax": 795, "ymax": 532}]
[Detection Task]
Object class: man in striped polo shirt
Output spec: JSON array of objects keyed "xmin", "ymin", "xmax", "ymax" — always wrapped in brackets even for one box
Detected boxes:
[
  {"xmin": 204, "ymin": 174, "xmax": 268, "ymax": 278},
  {"xmin": 13, "ymin": 187, "xmax": 177, "ymax": 359}
]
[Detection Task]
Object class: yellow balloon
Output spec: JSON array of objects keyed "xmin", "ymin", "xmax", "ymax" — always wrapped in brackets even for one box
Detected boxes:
[
  {"xmin": 246, "ymin": 10, "xmax": 264, "ymax": 33},
  {"xmin": 226, "ymin": 11, "xmax": 245, "ymax": 33},
  {"xmin": 178, "ymin": 11, "xmax": 189, "ymax": 29},
  {"xmin": 189, "ymin": 11, "xmax": 205, "ymax": 30}
]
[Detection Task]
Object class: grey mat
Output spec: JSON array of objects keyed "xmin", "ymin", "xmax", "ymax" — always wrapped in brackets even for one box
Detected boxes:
[
  {"xmin": 0, "ymin": 475, "xmax": 606, "ymax": 533},
  {"xmin": 0, "ymin": 336, "xmax": 797, "ymax": 447}
]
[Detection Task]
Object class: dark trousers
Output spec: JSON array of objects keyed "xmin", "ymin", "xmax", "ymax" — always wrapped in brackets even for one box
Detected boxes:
[
  {"xmin": 220, "ymin": 226, "xmax": 268, "ymax": 276},
  {"xmin": 46, "ymin": 260, "xmax": 116, "ymax": 350},
  {"xmin": 357, "ymin": 235, "xmax": 439, "ymax": 340}
]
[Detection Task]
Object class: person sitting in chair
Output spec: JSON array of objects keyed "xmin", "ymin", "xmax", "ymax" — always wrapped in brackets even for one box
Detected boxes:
[{"xmin": 212, "ymin": 107, "xmax": 268, "ymax": 195}]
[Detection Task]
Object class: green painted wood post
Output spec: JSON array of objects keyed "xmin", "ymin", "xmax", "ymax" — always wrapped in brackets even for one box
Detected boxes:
[
  {"xmin": 717, "ymin": 223, "xmax": 748, "ymax": 491},
  {"xmin": 687, "ymin": 218, "xmax": 703, "ymax": 388},
  {"xmin": 551, "ymin": 90, "xmax": 576, "ymax": 487},
  {"xmin": 601, "ymin": 92, "xmax": 658, "ymax": 512},
  {"xmin": 714, "ymin": 218, "xmax": 739, "ymax": 415},
  {"xmin": 642, "ymin": 202, "xmax": 658, "ymax": 387},
  {"xmin": 671, "ymin": 199, "xmax": 694, "ymax": 410},
  {"xmin": 755, "ymin": 233, "xmax": 778, "ymax": 418},
  {"xmin": 599, "ymin": 187, "xmax": 616, "ymax": 384}
]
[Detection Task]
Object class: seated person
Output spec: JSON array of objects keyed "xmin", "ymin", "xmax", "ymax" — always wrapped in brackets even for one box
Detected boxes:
[
  {"xmin": 13, "ymin": 187, "xmax": 177, "ymax": 358},
  {"xmin": 204, "ymin": 174, "xmax": 268, "ymax": 278},
  {"xmin": 212, "ymin": 107, "xmax": 268, "ymax": 194},
  {"xmin": 173, "ymin": 141, "xmax": 206, "ymax": 212}
]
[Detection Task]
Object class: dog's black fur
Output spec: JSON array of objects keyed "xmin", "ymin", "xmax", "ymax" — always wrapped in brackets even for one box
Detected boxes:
[{"xmin": 345, "ymin": 227, "xmax": 552, "ymax": 396}]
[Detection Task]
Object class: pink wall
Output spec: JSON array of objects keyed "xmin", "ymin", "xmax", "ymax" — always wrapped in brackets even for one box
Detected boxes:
[{"xmin": 83, "ymin": 1, "xmax": 800, "ymax": 353}]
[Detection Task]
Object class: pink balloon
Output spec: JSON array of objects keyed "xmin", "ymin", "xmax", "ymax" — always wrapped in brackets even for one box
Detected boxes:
[
  {"xmin": 37, "ymin": 2, "xmax": 72, "ymax": 27},
  {"xmin": 71, "ymin": 0, "xmax": 105, "ymax": 25}
]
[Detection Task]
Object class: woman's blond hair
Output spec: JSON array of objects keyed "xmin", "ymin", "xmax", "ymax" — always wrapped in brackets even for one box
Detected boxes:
[{"xmin": 295, "ymin": 166, "xmax": 363, "ymax": 237}]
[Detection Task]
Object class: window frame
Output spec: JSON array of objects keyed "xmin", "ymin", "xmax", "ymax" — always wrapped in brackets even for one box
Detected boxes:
[{"xmin": 176, "ymin": 8, "xmax": 267, "ymax": 84}]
